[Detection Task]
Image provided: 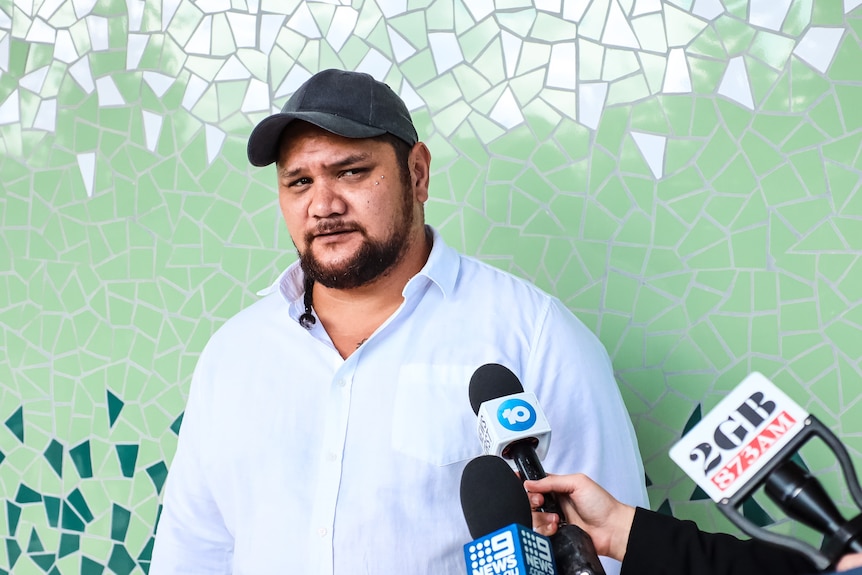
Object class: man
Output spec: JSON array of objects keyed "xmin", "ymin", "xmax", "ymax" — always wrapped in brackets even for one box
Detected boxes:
[
  {"xmin": 150, "ymin": 68, "xmax": 647, "ymax": 574},
  {"xmin": 527, "ymin": 473, "xmax": 862, "ymax": 574}
]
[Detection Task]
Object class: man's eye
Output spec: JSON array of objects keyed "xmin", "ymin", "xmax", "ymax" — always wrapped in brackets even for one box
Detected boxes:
[
  {"xmin": 289, "ymin": 177, "xmax": 311, "ymax": 187},
  {"xmin": 342, "ymin": 168, "xmax": 366, "ymax": 177}
]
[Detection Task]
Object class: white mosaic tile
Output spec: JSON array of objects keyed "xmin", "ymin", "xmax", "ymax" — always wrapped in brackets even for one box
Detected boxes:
[
  {"xmin": 226, "ymin": 12, "xmax": 257, "ymax": 48},
  {"xmin": 0, "ymin": 88, "xmax": 19, "ymax": 124},
  {"xmin": 717, "ymin": 56, "xmax": 753, "ymax": 110},
  {"xmin": 378, "ymin": 0, "xmax": 408, "ymax": 18},
  {"xmin": 182, "ymin": 73, "xmax": 209, "ymax": 111},
  {"xmin": 259, "ymin": 14, "xmax": 285, "ymax": 54},
  {"xmin": 429, "ymin": 32, "xmax": 464, "ymax": 74},
  {"xmin": 749, "ymin": 0, "xmax": 792, "ymax": 31},
  {"xmin": 327, "ymin": 6, "xmax": 359, "ymax": 52},
  {"xmin": 162, "ymin": 0, "xmax": 182, "ymax": 30},
  {"xmin": 19, "ymin": 65, "xmax": 49, "ymax": 94},
  {"xmin": 632, "ymin": 0, "xmax": 662, "ymax": 16},
  {"xmin": 126, "ymin": 0, "xmax": 145, "ymax": 32},
  {"xmin": 501, "ymin": 31, "xmax": 521, "ymax": 78},
  {"xmin": 631, "ymin": 131, "xmax": 666, "ymax": 178},
  {"xmin": 86, "ymin": 16, "xmax": 110, "ymax": 50},
  {"xmin": 37, "ymin": 0, "xmax": 64, "ymax": 19},
  {"xmin": 53, "ymin": 29, "xmax": 79, "ymax": 64},
  {"xmin": 355, "ymin": 48, "xmax": 393, "ymax": 79},
  {"xmin": 68, "ymin": 56, "xmax": 95, "ymax": 93},
  {"xmin": 72, "ymin": 0, "xmax": 98, "ymax": 19},
  {"xmin": 465, "ymin": 0, "xmax": 494, "ymax": 22},
  {"xmin": 143, "ymin": 72, "xmax": 175, "ymax": 98},
  {"xmin": 847, "ymin": 0, "xmax": 862, "ymax": 13},
  {"xmin": 793, "ymin": 27, "xmax": 845, "ymax": 74},
  {"xmin": 197, "ymin": 0, "xmax": 232, "ymax": 13},
  {"xmin": 96, "ymin": 76, "xmax": 125, "ymax": 107},
  {"xmin": 25, "ymin": 17, "xmax": 56, "ymax": 44},
  {"xmin": 186, "ymin": 15, "xmax": 213, "ymax": 54},
  {"xmin": 76, "ymin": 152, "xmax": 96, "ymax": 197},
  {"xmin": 663, "ymin": 48, "xmax": 691, "ymax": 93},
  {"xmin": 215, "ymin": 55, "xmax": 251, "ymax": 81},
  {"xmin": 274, "ymin": 65, "xmax": 313, "ymax": 99},
  {"xmin": 287, "ymin": 3, "xmax": 321, "ymax": 38},
  {"xmin": 692, "ymin": 0, "xmax": 723, "ymax": 19},
  {"xmin": 387, "ymin": 25, "xmax": 416, "ymax": 63},
  {"xmin": 490, "ymin": 86, "xmax": 524, "ymax": 129},
  {"xmin": 241, "ymin": 78, "xmax": 271, "ymax": 112},
  {"xmin": 578, "ymin": 81, "xmax": 608, "ymax": 130},
  {"xmin": 142, "ymin": 110, "xmax": 163, "ymax": 152},
  {"xmin": 548, "ymin": 42, "xmax": 578, "ymax": 89},
  {"xmin": 205, "ymin": 123, "xmax": 226, "ymax": 164},
  {"xmin": 603, "ymin": 0, "xmax": 641, "ymax": 49},
  {"xmin": 32, "ymin": 97, "xmax": 56, "ymax": 131},
  {"xmin": 562, "ymin": 0, "xmax": 591, "ymax": 23},
  {"xmin": 397, "ymin": 77, "xmax": 425, "ymax": 111},
  {"xmin": 127, "ymin": 34, "xmax": 149, "ymax": 69}
]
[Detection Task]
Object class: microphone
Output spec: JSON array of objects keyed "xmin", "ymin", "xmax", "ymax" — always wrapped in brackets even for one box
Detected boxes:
[
  {"xmin": 669, "ymin": 371, "xmax": 862, "ymax": 569},
  {"xmin": 460, "ymin": 455, "xmax": 559, "ymax": 575},
  {"xmin": 468, "ymin": 363, "xmax": 607, "ymax": 575}
]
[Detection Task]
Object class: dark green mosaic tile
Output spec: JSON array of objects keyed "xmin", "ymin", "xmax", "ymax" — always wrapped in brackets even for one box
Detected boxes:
[
  {"xmin": 81, "ymin": 556, "xmax": 105, "ymax": 575},
  {"xmin": 15, "ymin": 483, "xmax": 41, "ymax": 504},
  {"xmin": 111, "ymin": 505, "xmax": 131, "ymax": 542},
  {"xmin": 44, "ymin": 439, "xmax": 64, "ymax": 478},
  {"xmin": 108, "ymin": 543, "xmax": 137, "ymax": 575},
  {"xmin": 4, "ymin": 406, "xmax": 24, "ymax": 442},
  {"xmin": 6, "ymin": 539, "xmax": 22, "ymax": 570},
  {"xmin": 43, "ymin": 496, "xmax": 60, "ymax": 529}
]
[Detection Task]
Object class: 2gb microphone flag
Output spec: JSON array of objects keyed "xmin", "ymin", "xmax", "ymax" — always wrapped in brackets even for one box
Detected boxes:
[{"xmin": 669, "ymin": 372, "xmax": 809, "ymax": 502}]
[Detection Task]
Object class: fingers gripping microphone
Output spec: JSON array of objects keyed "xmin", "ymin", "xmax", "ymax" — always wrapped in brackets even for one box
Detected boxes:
[
  {"xmin": 461, "ymin": 455, "xmax": 559, "ymax": 575},
  {"xmin": 469, "ymin": 364, "xmax": 606, "ymax": 575}
]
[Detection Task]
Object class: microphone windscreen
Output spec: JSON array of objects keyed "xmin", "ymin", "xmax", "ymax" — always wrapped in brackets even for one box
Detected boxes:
[
  {"xmin": 460, "ymin": 455, "xmax": 532, "ymax": 539},
  {"xmin": 469, "ymin": 363, "xmax": 524, "ymax": 415}
]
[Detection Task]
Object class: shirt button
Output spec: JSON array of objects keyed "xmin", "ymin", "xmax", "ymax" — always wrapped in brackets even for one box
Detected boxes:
[
  {"xmin": 326, "ymin": 452, "xmax": 337, "ymax": 462},
  {"xmin": 318, "ymin": 527, "xmax": 327, "ymax": 537},
  {"xmin": 338, "ymin": 379, "xmax": 347, "ymax": 387}
]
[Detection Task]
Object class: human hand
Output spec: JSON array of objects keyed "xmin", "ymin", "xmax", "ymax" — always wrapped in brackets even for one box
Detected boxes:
[
  {"xmin": 524, "ymin": 473, "xmax": 635, "ymax": 562},
  {"xmin": 837, "ymin": 552, "xmax": 862, "ymax": 571}
]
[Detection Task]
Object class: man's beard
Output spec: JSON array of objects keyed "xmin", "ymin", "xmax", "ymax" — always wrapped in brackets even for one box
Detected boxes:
[{"xmin": 298, "ymin": 195, "xmax": 415, "ymax": 290}]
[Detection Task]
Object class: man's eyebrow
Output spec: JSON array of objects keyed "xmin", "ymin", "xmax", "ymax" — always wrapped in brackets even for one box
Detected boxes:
[{"xmin": 279, "ymin": 152, "xmax": 373, "ymax": 179}]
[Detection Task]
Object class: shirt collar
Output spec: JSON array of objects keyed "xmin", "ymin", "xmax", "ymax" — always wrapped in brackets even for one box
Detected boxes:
[{"xmin": 256, "ymin": 225, "xmax": 460, "ymax": 305}]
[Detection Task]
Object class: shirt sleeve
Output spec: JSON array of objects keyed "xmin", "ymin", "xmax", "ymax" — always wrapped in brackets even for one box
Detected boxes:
[
  {"xmin": 525, "ymin": 297, "xmax": 650, "ymax": 575},
  {"xmin": 150, "ymin": 348, "xmax": 235, "ymax": 575},
  {"xmin": 621, "ymin": 507, "xmax": 816, "ymax": 575}
]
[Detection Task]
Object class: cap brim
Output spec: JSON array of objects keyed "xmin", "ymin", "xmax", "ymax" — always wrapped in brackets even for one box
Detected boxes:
[{"xmin": 246, "ymin": 111, "xmax": 388, "ymax": 167}]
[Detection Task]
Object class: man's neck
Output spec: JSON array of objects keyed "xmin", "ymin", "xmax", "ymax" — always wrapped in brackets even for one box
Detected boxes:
[{"xmin": 311, "ymin": 226, "xmax": 432, "ymax": 358}]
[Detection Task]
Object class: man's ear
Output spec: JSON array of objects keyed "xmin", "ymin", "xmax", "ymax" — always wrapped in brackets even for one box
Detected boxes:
[{"xmin": 409, "ymin": 142, "xmax": 432, "ymax": 203}]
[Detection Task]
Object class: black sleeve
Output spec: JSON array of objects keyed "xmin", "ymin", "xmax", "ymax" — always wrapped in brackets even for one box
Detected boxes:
[{"xmin": 619, "ymin": 507, "xmax": 816, "ymax": 575}]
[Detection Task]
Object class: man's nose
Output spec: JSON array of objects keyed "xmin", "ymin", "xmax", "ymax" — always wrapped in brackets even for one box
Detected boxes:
[{"xmin": 308, "ymin": 180, "xmax": 347, "ymax": 218}]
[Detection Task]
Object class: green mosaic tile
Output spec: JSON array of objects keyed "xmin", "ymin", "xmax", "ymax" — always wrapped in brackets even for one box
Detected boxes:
[
  {"xmin": 783, "ymin": 0, "xmax": 814, "ymax": 36},
  {"xmin": 835, "ymin": 83, "xmax": 862, "ymax": 132},
  {"xmin": 811, "ymin": 0, "xmax": 845, "ymax": 25}
]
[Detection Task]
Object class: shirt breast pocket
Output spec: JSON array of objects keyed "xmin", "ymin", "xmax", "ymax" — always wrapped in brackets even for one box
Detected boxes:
[{"xmin": 391, "ymin": 363, "xmax": 483, "ymax": 467}]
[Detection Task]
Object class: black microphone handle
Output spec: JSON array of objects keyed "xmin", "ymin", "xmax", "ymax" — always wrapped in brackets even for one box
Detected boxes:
[
  {"xmin": 552, "ymin": 525, "xmax": 607, "ymax": 575},
  {"xmin": 506, "ymin": 440, "xmax": 565, "ymax": 518},
  {"xmin": 506, "ymin": 441, "xmax": 607, "ymax": 575}
]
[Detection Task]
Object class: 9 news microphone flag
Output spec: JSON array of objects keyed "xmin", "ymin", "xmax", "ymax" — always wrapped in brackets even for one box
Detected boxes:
[{"xmin": 461, "ymin": 454, "xmax": 559, "ymax": 575}]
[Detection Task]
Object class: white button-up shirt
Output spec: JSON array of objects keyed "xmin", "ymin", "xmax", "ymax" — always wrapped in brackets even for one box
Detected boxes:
[{"xmin": 151, "ymin": 227, "xmax": 647, "ymax": 575}]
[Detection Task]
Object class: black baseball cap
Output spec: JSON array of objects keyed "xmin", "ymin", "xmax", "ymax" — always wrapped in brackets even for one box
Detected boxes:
[{"xmin": 247, "ymin": 69, "xmax": 419, "ymax": 167}]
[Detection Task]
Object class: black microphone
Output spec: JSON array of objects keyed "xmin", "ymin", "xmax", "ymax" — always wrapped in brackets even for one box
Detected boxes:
[
  {"xmin": 460, "ymin": 455, "xmax": 559, "ymax": 574},
  {"xmin": 469, "ymin": 364, "xmax": 606, "ymax": 575},
  {"xmin": 765, "ymin": 460, "xmax": 862, "ymax": 558}
]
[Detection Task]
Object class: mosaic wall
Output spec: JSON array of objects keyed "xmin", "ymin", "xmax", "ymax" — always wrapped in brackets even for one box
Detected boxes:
[{"xmin": 1, "ymin": 0, "xmax": 862, "ymax": 572}]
